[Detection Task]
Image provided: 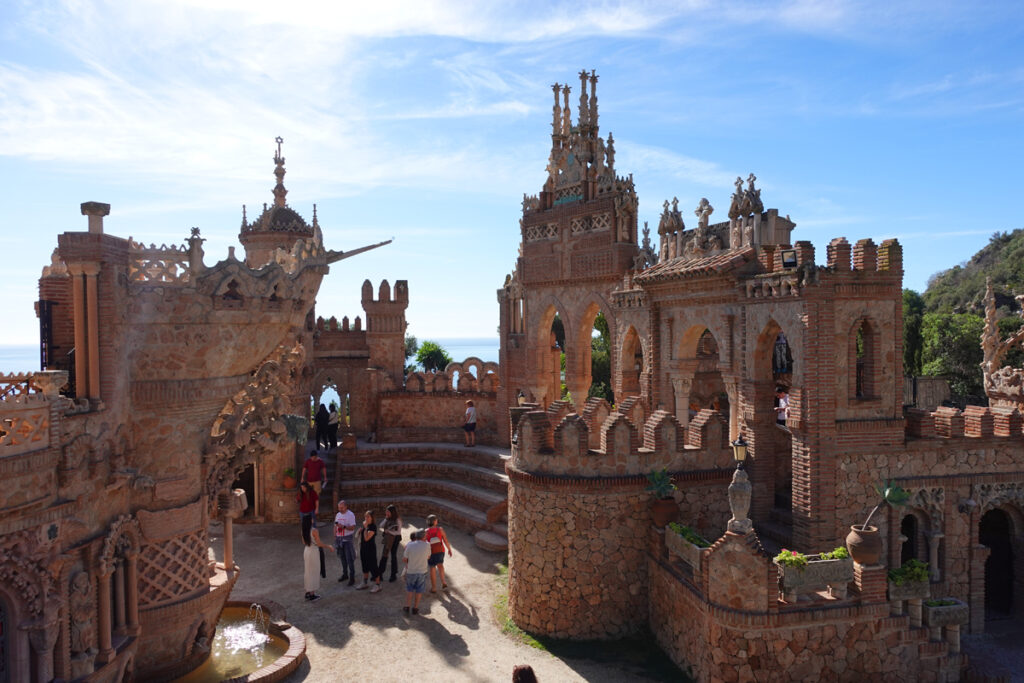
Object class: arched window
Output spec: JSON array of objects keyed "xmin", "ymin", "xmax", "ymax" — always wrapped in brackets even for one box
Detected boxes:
[
  {"xmin": 901, "ymin": 514, "xmax": 919, "ymax": 565},
  {"xmin": 852, "ymin": 320, "xmax": 876, "ymax": 398}
]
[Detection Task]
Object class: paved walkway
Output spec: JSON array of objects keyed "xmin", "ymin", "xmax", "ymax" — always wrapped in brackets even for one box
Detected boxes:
[{"xmin": 210, "ymin": 518, "xmax": 676, "ymax": 683}]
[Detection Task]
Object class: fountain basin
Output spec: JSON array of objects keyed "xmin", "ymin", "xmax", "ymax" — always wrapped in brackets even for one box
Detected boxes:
[{"xmin": 175, "ymin": 601, "xmax": 305, "ymax": 683}]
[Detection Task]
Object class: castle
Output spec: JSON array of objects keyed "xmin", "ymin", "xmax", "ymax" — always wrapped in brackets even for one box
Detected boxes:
[{"xmin": 0, "ymin": 72, "xmax": 1022, "ymax": 681}]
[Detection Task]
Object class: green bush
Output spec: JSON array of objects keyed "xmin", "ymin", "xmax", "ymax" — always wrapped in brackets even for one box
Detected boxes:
[
  {"xmin": 667, "ymin": 522, "xmax": 711, "ymax": 548},
  {"xmin": 888, "ymin": 559, "xmax": 930, "ymax": 585}
]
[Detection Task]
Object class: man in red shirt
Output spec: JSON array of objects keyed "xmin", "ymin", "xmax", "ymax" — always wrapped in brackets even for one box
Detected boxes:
[{"xmin": 301, "ymin": 450, "xmax": 327, "ymax": 520}]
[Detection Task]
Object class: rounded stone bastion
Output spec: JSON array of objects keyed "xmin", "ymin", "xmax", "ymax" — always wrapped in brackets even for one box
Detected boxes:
[{"xmin": 507, "ymin": 409, "xmax": 677, "ymax": 639}]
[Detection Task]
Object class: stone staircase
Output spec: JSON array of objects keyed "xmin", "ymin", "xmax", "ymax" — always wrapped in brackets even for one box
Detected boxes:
[{"xmin": 328, "ymin": 441, "xmax": 510, "ymax": 553}]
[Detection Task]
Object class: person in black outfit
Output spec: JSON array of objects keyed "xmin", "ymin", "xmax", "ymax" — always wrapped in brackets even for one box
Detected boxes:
[
  {"xmin": 357, "ymin": 510, "xmax": 378, "ymax": 591},
  {"xmin": 314, "ymin": 403, "xmax": 330, "ymax": 450}
]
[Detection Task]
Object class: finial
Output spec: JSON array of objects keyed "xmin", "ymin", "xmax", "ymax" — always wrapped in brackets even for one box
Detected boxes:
[
  {"xmin": 747, "ymin": 173, "xmax": 757, "ymax": 191},
  {"xmin": 734, "ymin": 176, "xmax": 744, "ymax": 195},
  {"xmin": 272, "ymin": 136, "xmax": 287, "ymax": 208},
  {"xmin": 241, "ymin": 204, "xmax": 247, "ymax": 227},
  {"xmin": 312, "ymin": 203, "xmax": 318, "ymax": 227},
  {"xmin": 589, "ymin": 70, "xmax": 598, "ymax": 133},
  {"xmin": 671, "ymin": 197, "xmax": 679, "ymax": 213}
]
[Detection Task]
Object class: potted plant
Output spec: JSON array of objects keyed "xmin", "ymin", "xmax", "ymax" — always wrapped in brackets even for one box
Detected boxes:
[
  {"xmin": 666, "ymin": 522, "xmax": 711, "ymax": 572},
  {"xmin": 282, "ymin": 467, "xmax": 298, "ymax": 490},
  {"xmin": 646, "ymin": 469, "xmax": 679, "ymax": 528},
  {"xmin": 846, "ymin": 480, "xmax": 909, "ymax": 565},
  {"xmin": 774, "ymin": 546, "xmax": 854, "ymax": 602},
  {"xmin": 887, "ymin": 559, "xmax": 931, "ymax": 601}
]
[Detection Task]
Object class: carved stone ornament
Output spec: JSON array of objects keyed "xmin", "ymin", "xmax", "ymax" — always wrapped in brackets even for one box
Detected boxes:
[
  {"xmin": 973, "ymin": 481, "xmax": 1024, "ymax": 514},
  {"xmin": 99, "ymin": 515, "xmax": 142, "ymax": 576},
  {"xmin": 727, "ymin": 468, "xmax": 753, "ymax": 534},
  {"xmin": 0, "ymin": 530, "xmax": 57, "ymax": 618},
  {"xmin": 69, "ymin": 570, "xmax": 97, "ymax": 657},
  {"xmin": 907, "ymin": 487, "xmax": 945, "ymax": 532}
]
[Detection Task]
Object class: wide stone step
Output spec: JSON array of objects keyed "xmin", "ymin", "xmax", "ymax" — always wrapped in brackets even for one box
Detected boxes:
[
  {"xmin": 341, "ymin": 478, "xmax": 506, "ymax": 511},
  {"xmin": 348, "ymin": 441, "xmax": 510, "ymax": 471},
  {"xmin": 336, "ymin": 495, "xmax": 506, "ymax": 539},
  {"xmin": 338, "ymin": 460, "xmax": 509, "ymax": 493},
  {"xmin": 474, "ymin": 530, "xmax": 508, "ymax": 553}
]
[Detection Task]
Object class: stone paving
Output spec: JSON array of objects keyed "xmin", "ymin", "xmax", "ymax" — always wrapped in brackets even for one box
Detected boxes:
[{"xmin": 209, "ymin": 518, "xmax": 677, "ymax": 682}]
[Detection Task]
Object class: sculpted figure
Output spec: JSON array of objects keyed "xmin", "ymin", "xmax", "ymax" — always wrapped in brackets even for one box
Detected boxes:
[{"xmin": 69, "ymin": 571, "xmax": 96, "ymax": 656}]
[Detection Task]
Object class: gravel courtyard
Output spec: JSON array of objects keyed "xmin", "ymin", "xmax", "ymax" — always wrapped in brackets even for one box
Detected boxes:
[{"xmin": 209, "ymin": 518, "xmax": 679, "ymax": 683}]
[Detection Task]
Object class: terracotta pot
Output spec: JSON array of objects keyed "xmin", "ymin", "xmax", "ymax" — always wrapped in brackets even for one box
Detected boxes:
[
  {"xmin": 651, "ymin": 498, "xmax": 679, "ymax": 528},
  {"xmin": 846, "ymin": 525, "xmax": 882, "ymax": 565},
  {"xmin": 282, "ymin": 475, "xmax": 297, "ymax": 490}
]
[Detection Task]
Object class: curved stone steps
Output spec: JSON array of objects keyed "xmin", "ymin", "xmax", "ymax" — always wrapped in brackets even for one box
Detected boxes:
[
  {"xmin": 341, "ymin": 477, "xmax": 505, "ymax": 511},
  {"xmin": 474, "ymin": 530, "xmax": 508, "ymax": 553},
  {"xmin": 347, "ymin": 442, "xmax": 511, "ymax": 470},
  {"xmin": 337, "ymin": 495, "xmax": 505, "ymax": 541},
  {"xmin": 338, "ymin": 460, "xmax": 509, "ymax": 494}
]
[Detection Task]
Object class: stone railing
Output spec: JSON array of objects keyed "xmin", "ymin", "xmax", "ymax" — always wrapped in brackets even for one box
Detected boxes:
[
  {"xmin": 0, "ymin": 372, "xmax": 34, "ymax": 401},
  {"xmin": 127, "ymin": 238, "xmax": 192, "ymax": 284},
  {"xmin": 0, "ymin": 371, "xmax": 68, "ymax": 457}
]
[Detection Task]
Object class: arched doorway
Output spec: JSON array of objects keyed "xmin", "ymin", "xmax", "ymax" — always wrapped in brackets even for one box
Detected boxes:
[
  {"xmin": 901, "ymin": 514, "xmax": 919, "ymax": 565},
  {"xmin": 619, "ymin": 326, "xmax": 644, "ymax": 398},
  {"xmin": 980, "ymin": 508, "xmax": 1014, "ymax": 619}
]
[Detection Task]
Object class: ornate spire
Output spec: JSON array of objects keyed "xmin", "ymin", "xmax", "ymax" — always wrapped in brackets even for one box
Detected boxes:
[
  {"xmin": 551, "ymin": 83, "xmax": 562, "ymax": 138},
  {"xmin": 562, "ymin": 86, "xmax": 571, "ymax": 136},
  {"xmin": 273, "ymin": 136, "xmax": 287, "ymax": 208},
  {"xmin": 241, "ymin": 204, "xmax": 247, "ymax": 229},
  {"xmin": 589, "ymin": 70, "xmax": 599, "ymax": 134},
  {"xmin": 578, "ymin": 70, "xmax": 589, "ymax": 129},
  {"xmin": 312, "ymin": 203, "xmax": 319, "ymax": 229}
]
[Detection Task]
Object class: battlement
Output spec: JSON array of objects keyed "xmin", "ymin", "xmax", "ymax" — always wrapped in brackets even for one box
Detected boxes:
[
  {"xmin": 907, "ymin": 405, "xmax": 1024, "ymax": 439},
  {"xmin": 824, "ymin": 237, "xmax": 902, "ymax": 274},
  {"xmin": 403, "ymin": 358, "xmax": 501, "ymax": 393},
  {"xmin": 360, "ymin": 278, "xmax": 409, "ymax": 305},
  {"xmin": 512, "ymin": 406, "xmax": 733, "ymax": 476}
]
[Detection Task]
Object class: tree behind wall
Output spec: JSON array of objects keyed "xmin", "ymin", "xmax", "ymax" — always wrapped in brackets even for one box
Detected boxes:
[{"xmin": 416, "ymin": 340, "xmax": 453, "ymax": 373}]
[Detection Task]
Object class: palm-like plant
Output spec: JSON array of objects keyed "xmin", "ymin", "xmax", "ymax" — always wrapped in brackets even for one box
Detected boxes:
[{"xmin": 861, "ymin": 480, "xmax": 910, "ymax": 528}]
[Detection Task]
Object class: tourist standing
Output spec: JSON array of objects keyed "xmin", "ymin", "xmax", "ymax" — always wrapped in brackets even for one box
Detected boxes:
[
  {"xmin": 463, "ymin": 399, "xmax": 477, "ymax": 447},
  {"xmin": 301, "ymin": 514, "xmax": 330, "ymax": 602},
  {"xmin": 296, "ymin": 482, "xmax": 318, "ymax": 526},
  {"xmin": 314, "ymin": 403, "xmax": 330, "ymax": 450},
  {"xmin": 374, "ymin": 504, "xmax": 403, "ymax": 588},
  {"xmin": 424, "ymin": 514, "xmax": 453, "ymax": 592},
  {"xmin": 327, "ymin": 401, "xmax": 340, "ymax": 450},
  {"xmin": 775, "ymin": 386, "xmax": 790, "ymax": 426},
  {"xmin": 301, "ymin": 450, "xmax": 327, "ymax": 496},
  {"xmin": 403, "ymin": 529, "xmax": 431, "ymax": 615},
  {"xmin": 357, "ymin": 510, "xmax": 378, "ymax": 590},
  {"xmin": 334, "ymin": 500, "xmax": 356, "ymax": 585}
]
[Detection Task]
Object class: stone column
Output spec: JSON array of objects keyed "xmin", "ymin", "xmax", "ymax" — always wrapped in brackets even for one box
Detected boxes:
[
  {"xmin": 671, "ymin": 378, "xmax": 692, "ymax": 427},
  {"xmin": 928, "ymin": 531, "xmax": 944, "ymax": 582},
  {"xmin": 224, "ymin": 513, "xmax": 235, "ymax": 574},
  {"xmin": 67, "ymin": 264, "xmax": 88, "ymax": 397},
  {"xmin": 124, "ymin": 550, "xmax": 140, "ymax": 636},
  {"xmin": 96, "ymin": 569, "xmax": 115, "ymax": 664},
  {"xmin": 83, "ymin": 262, "xmax": 101, "ymax": 400},
  {"xmin": 946, "ymin": 624, "xmax": 961, "ymax": 654},
  {"xmin": 113, "ymin": 561, "xmax": 126, "ymax": 635},
  {"xmin": 24, "ymin": 614, "xmax": 60, "ymax": 683},
  {"xmin": 908, "ymin": 598, "xmax": 923, "ymax": 628}
]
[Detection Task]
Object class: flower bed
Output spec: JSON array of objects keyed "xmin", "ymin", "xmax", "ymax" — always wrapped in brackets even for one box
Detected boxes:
[
  {"xmin": 888, "ymin": 559, "xmax": 931, "ymax": 601},
  {"xmin": 666, "ymin": 523, "xmax": 710, "ymax": 574},
  {"xmin": 922, "ymin": 599, "xmax": 969, "ymax": 628},
  {"xmin": 774, "ymin": 548, "xmax": 853, "ymax": 601}
]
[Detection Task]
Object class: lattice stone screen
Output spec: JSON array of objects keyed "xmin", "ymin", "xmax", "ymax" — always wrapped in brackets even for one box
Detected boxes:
[{"xmin": 137, "ymin": 530, "xmax": 210, "ymax": 606}]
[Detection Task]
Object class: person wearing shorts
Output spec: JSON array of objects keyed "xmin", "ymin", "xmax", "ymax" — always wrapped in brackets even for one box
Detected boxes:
[
  {"xmin": 424, "ymin": 513, "xmax": 453, "ymax": 592},
  {"xmin": 463, "ymin": 399, "xmax": 477, "ymax": 446},
  {"xmin": 403, "ymin": 530, "xmax": 431, "ymax": 615}
]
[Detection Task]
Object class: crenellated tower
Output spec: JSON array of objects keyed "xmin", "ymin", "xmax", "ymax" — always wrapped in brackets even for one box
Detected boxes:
[{"xmin": 361, "ymin": 278, "xmax": 409, "ymax": 386}]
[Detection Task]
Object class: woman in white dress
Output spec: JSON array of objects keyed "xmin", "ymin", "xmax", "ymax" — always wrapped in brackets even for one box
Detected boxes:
[{"xmin": 302, "ymin": 514, "xmax": 330, "ymax": 601}]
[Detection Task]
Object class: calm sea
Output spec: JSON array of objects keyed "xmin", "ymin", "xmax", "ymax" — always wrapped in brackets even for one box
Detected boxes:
[{"xmin": 0, "ymin": 339, "xmax": 500, "ymax": 374}]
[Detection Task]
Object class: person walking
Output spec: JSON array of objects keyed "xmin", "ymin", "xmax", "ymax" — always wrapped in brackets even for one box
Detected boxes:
[
  {"xmin": 374, "ymin": 504, "xmax": 403, "ymax": 588},
  {"xmin": 334, "ymin": 500, "xmax": 356, "ymax": 585},
  {"xmin": 314, "ymin": 403, "xmax": 330, "ymax": 450},
  {"xmin": 356, "ymin": 510, "xmax": 378, "ymax": 590},
  {"xmin": 463, "ymin": 399, "xmax": 477, "ymax": 447},
  {"xmin": 327, "ymin": 401, "xmax": 340, "ymax": 450},
  {"xmin": 424, "ymin": 514, "xmax": 453, "ymax": 592},
  {"xmin": 403, "ymin": 529, "xmax": 431, "ymax": 615},
  {"xmin": 296, "ymin": 482, "xmax": 318, "ymax": 527},
  {"xmin": 301, "ymin": 514, "xmax": 330, "ymax": 602},
  {"xmin": 300, "ymin": 451, "xmax": 327, "ymax": 522}
]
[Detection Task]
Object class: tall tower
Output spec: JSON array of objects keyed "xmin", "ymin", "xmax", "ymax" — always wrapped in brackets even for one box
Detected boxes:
[{"xmin": 498, "ymin": 71, "xmax": 639, "ymax": 440}]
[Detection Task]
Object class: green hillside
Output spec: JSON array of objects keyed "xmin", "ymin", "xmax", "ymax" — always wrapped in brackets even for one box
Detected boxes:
[{"xmin": 906, "ymin": 228, "xmax": 1024, "ymax": 403}]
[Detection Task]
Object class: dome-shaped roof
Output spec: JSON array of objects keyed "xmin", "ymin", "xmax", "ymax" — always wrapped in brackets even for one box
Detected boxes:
[{"xmin": 242, "ymin": 204, "xmax": 312, "ymax": 235}]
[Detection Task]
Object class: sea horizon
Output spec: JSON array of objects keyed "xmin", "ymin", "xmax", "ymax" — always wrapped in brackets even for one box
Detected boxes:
[{"xmin": 0, "ymin": 337, "xmax": 500, "ymax": 373}]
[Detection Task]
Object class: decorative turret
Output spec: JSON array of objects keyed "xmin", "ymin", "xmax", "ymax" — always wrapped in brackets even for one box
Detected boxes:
[{"xmin": 239, "ymin": 137, "xmax": 316, "ymax": 268}]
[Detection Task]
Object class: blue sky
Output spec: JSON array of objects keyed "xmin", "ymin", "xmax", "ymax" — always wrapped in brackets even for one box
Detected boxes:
[{"xmin": 1, "ymin": 0, "xmax": 1022, "ymax": 346}]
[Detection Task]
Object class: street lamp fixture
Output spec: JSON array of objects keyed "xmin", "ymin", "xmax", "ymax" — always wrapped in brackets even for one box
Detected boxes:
[{"xmin": 731, "ymin": 434, "xmax": 748, "ymax": 469}]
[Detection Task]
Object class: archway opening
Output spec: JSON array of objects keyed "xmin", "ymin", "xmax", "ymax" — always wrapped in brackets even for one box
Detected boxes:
[
  {"xmin": 588, "ymin": 312, "xmax": 613, "ymax": 404},
  {"xmin": 688, "ymin": 329, "xmax": 728, "ymax": 421},
  {"xmin": 620, "ymin": 326, "xmax": 644, "ymax": 398},
  {"xmin": 551, "ymin": 311, "xmax": 565, "ymax": 402},
  {"xmin": 231, "ymin": 464, "xmax": 257, "ymax": 519},
  {"xmin": 901, "ymin": 514, "xmax": 919, "ymax": 565},
  {"xmin": 981, "ymin": 508, "xmax": 1014, "ymax": 620}
]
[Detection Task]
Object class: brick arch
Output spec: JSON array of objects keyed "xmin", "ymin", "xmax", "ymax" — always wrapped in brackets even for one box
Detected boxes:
[
  {"xmin": 847, "ymin": 315, "xmax": 881, "ymax": 399},
  {"xmin": 567, "ymin": 295, "xmax": 615, "ymax": 402},
  {"xmin": 618, "ymin": 325, "xmax": 646, "ymax": 398},
  {"xmin": 752, "ymin": 317, "xmax": 801, "ymax": 386},
  {"xmin": 677, "ymin": 321, "xmax": 728, "ymax": 366}
]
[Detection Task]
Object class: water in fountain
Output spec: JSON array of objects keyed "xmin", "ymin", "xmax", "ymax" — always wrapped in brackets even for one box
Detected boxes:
[{"xmin": 175, "ymin": 605, "xmax": 287, "ymax": 682}]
